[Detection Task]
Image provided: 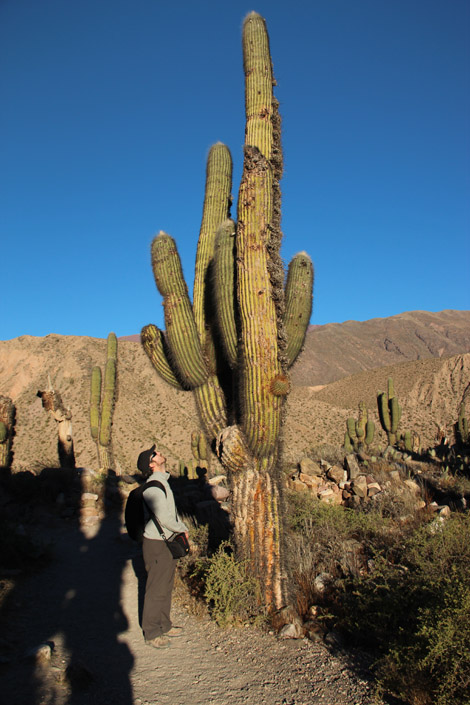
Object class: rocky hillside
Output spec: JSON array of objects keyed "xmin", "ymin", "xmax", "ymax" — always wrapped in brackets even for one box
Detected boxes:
[
  {"xmin": 0, "ymin": 310, "xmax": 469, "ymax": 474},
  {"xmin": 291, "ymin": 309, "xmax": 470, "ymax": 385}
]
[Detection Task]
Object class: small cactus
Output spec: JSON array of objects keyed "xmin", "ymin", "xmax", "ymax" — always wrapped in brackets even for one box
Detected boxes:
[
  {"xmin": 89, "ymin": 333, "xmax": 118, "ymax": 469},
  {"xmin": 377, "ymin": 377, "xmax": 402, "ymax": 447},
  {"xmin": 456, "ymin": 402, "xmax": 469, "ymax": 445},
  {"xmin": 344, "ymin": 402, "xmax": 375, "ymax": 452}
]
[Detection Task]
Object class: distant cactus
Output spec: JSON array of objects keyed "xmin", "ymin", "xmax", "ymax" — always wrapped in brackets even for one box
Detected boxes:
[
  {"xmin": 344, "ymin": 401, "xmax": 375, "ymax": 453},
  {"xmin": 456, "ymin": 402, "xmax": 469, "ymax": 445},
  {"xmin": 37, "ymin": 383, "xmax": 75, "ymax": 468},
  {"xmin": 377, "ymin": 377, "xmax": 402, "ymax": 447},
  {"xmin": 89, "ymin": 333, "xmax": 118, "ymax": 469},
  {"xmin": 0, "ymin": 396, "xmax": 15, "ymax": 468},
  {"xmin": 191, "ymin": 429, "xmax": 209, "ymax": 471}
]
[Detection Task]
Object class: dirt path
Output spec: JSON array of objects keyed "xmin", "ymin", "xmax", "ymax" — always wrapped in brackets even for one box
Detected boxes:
[{"xmin": 0, "ymin": 512, "xmax": 385, "ymax": 705}]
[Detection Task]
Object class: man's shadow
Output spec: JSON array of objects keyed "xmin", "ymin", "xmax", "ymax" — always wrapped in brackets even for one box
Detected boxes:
[{"xmin": 0, "ymin": 467, "xmax": 135, "ymax": 705}]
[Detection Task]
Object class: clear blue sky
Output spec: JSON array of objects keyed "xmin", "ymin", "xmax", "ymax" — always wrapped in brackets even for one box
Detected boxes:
[{"xmin": 1, "ymin": 0, "xmax": 469, "ymax": 340}]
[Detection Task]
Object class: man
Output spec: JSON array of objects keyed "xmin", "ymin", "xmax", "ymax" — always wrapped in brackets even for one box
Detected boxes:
[{"xmin": 137, "ymin": 444, "xmax": 189, "ymax": 649}]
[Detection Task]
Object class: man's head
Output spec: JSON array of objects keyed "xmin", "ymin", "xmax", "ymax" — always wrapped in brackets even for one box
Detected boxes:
[{"xmin": 137, "ymin": 444, "xmax": 166, "ymax": 478}]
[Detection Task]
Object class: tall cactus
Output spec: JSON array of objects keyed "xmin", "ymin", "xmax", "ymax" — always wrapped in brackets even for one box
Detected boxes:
[
  {"xmin": 89, "ymin": 332, "xmax": 118, "ymax": 469},
  {"xmin": 141, "ymin": 13, "xmax": 313, "ymax": 608},
  {"xmin": 0, "ymin": 396, "xmax": 15, "ymax": 469},
  {"xmin": 377, "ymin": 377, "xmax": 402, "ymax": 447}
]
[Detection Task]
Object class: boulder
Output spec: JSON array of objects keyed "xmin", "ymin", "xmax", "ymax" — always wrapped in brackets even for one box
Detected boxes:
[
  {"xmin": 344, "ymin": 454, "xmax": 360, "ymax": 480},
  {"xmin": 327, "ymin": 465, "xmax": 344, "ymax": 484},
  {"xmin": 299, "ymin": 473, "xmax": 321, "ymax": 490},
  {"xmin": 278, "ymin": 622, "xmax": 304, "ymax": 639},
  {"xmin": 351, "ymin": 475, "xmax": 368, "ymax": 498},
  {"xmin": 299, "ymin": 457, "xmax": 323, "ymax": 477},
  {"xmin": 367, "ymin": 482, "xmax": 382, "ymax": 497}
]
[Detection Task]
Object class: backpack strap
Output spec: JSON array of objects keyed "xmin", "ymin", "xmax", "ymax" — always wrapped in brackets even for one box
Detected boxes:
[{"xmin": 142, "ymin": 480, "xmax": 170, "ymax": 543}]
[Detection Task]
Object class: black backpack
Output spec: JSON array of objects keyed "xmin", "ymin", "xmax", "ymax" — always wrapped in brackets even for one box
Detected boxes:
[{"xmin": 124, "ymin": 480, "xmax": 166, "ymax": 542}]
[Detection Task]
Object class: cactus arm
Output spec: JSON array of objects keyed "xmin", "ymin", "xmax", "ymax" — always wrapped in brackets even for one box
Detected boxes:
[
  {"xmin": 378, "ymin": 392, "xmax": 391, "ymax": 433},
  {"xmin": 141, "ymin": 324, "xmax": 184, "ymax": 390},
  {"xmin": 365, "ymin": 420, "xmax": 375, "ymax": 446},
  {"xmin": 191, "ymin": 430, "xmax": 199, "ymax": 460},
  {"xmin": 151, "ymin": 233, "xmax": 208, "ymax": 388},
  {"xmin": 193, "ymin": 376, "xmax": 227, "ymax": 440},
  {"xmin": 390, "ymin": 396, "xmax": 401, "ymax": 433},
  {"xmin": 90, "ymin": 366, "xmax": 101, "ymax": 441},
  {"xmin": 107, "ymin": 332, "xmax": 117, "ymax": 361},
  {"xmin": 344, "ymin": 430, "xmax": 354, "ymax": 454},
  {"xmin": 346, "ymin": 417, "xmax": 357, "ymax": 442},
  {"xmin": 243, "ymin": 12, "xmax": 274, "ymax": 160},
  {"xmin": 99, "ymin": 357, "xmax": 116, "ymax": 447},
  {"xmin": 284, "ymin": 252, "xmax": 314, "ymax": 368},
  {"xmin": 213, "ymin": 219, "xmax": 238, "ymax": 368},
  {"xmin": 193, "ymin": 143, "xmax": 233, "ymax": 354}
]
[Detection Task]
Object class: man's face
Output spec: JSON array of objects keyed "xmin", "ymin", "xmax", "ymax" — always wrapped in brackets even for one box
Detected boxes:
[{"xmin": 149, "ymin": 449, "xmax": 166, "ymax": 471}]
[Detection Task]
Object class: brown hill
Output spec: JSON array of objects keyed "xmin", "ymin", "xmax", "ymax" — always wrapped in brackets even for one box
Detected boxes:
[
  {"xmin": 0, "ymin": 310, "xmax": 469, "ymax": 474},
  {"xmin": 291, "ymin": 309, "xmax": 470, "ymax": 385}
]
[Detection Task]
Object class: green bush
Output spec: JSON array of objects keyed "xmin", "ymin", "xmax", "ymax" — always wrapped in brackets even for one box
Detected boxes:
[
  {"xmin": 198, "ymin": 542, "xmax": 263, "ymax": 627},
  {"xmin": 341, "ymin": 513, "xmax": 470, "ymax": 705}
]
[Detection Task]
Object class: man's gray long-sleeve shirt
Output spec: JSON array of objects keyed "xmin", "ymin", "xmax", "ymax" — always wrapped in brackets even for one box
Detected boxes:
[{"xmin": 142, "ymin": 471, "xmax": 188, "ymax": 540}]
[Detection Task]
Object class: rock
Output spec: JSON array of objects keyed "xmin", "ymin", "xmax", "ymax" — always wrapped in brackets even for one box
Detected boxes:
[
  {"xmin": 318, "ymin": 487, "xmax": 342, "ymax": 504},
  {"xmin": 404, "ymin": 479, "xmax": 421, "ymax": 495},
  {"xmin": 81, "ymin": 492, "xmax": 99, "ymax": 503},
  {"xmin": 299, "ymin": 457, "xmax": 323, "ymax": 477},
  {"xmin": 367, "ymin": 482, "xmax": 382, "ymax": 497},
  {"xmin": 207, "ymin": 475, "xmax": 227, "ymax": 486},
  {"xmin": 438, "ymin": 505, "xmax": 451, "ymax": 517},
  {"xmin": 210, "ymin": 485, "xmax": 230, "ymax": 501},
  {"xmin": 24, "ymin": 642, "xmax": 54, "ymax": 664},
  {"xmin": 389, "ymin": 470, "xmax": 401, "ymax": 482},
  {"xmin": 271, "ymin": 604, "xmax": 301, "ymax": 631},
  {"xmin": 307, "ymin": 604, "xmax": 324, "ymax": 619},
  {"xmin": 288, "ymin": 478, "xmax": 309, "ymax": 492},
  {"xmin": 299, "ymin": 472, "xmax": 320, "ymax": 488},
  {"xmin": 278, "ymin": 622, "xmax": 304, "ymax": 639},
  {"xmin": 314, "ymin": 572, "xmax": 333, "ymax": 595},
  {"xmin": 351, "ymin": 475, "xmax": 368, "ymax": 498},
  {"xmin": 327, "ymin": 466, "xmax": 344, "ymax": 484},
  {"xmin": 344, "ymin": 454, "xmax": 360, "ymax": 480},
  {"xmin": 303, "ymin": 619, "xmax": 326, "ymax": 642},
  {"xmin": 80, "ymin": 506, "xmax": 100, "ymax": 518}
]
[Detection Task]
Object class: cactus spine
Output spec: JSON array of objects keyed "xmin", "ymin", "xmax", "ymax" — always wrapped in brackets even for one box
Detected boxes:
[
  {"xmin": 377, "ymin": 377, "xmax": 402, "ymax": 447},
  {"xmin": 0, "ymin": 396, "xmax": 15, "ymax": 468},
  {"xmin": 90, "ymin": 333, "xmax": 118, "ymax": 469},
  {"xmin": 141, "ymin": 13, "xmax": 313, "ymax": 609}
]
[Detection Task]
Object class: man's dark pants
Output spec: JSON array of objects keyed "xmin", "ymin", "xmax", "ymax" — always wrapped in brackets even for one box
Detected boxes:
[{"xmin": 142, "ymin": 537, "xmax": 175, "ymax": 640}]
